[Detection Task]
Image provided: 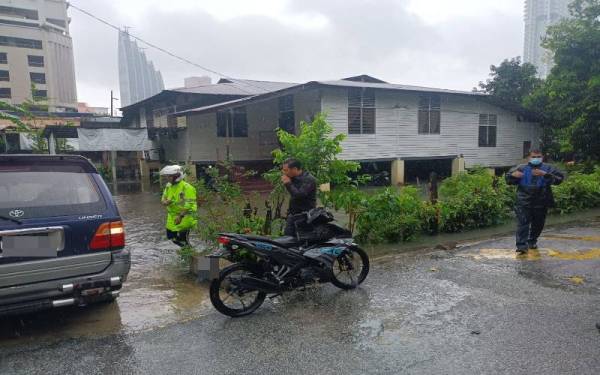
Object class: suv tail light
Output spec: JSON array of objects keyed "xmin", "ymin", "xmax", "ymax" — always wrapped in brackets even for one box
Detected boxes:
[{"xmin": 90, "ymin": 221, "xmax": 125, "ymax": 250}]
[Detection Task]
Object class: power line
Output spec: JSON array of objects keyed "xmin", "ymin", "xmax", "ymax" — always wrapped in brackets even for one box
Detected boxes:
[{"xmin": 68, "ymin": 2, "xmax": 270, "ymax": 95}]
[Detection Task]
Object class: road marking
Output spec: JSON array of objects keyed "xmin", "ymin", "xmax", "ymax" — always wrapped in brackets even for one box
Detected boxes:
[
  {"xmin": 567, "ymin": 276, "xmax": 585, "ymax": 285},
  {"xmin": 460, "ymin": 248, "xmax": 600, "ymax": 261},
  {"xmin": 547, "ymin": 248, "xmax": 600, "ymax": 260},
  {"xmin": 542, "ymin": 235, "xmax": 600, "ymax": 242}
]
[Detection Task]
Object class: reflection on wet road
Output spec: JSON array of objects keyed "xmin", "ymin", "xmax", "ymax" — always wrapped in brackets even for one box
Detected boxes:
[
  {"xmin": 1, "ymin": 200, "xmax": 599, "ymax": 374},
  {"xmin": 1, "ymin": 192, "xmax": 212, "ymax": 345}
]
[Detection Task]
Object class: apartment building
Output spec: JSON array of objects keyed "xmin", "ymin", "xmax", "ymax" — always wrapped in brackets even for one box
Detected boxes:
[{"xmin": 0, "ymin": 0, "xmax": 77, "ymax": 111}]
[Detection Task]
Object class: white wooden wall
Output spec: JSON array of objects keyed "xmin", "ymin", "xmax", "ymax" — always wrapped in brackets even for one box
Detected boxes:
[
  {"xmin": 162, "ymin": 90, "xmax": 322, "ymax": 163},
  {"xmin": 320, "ymin": 87, "xmax": 541, "ymax": 168},
  {"xmin": 161, "ymin": 86, "xmax": 539, "ymax": 167}
]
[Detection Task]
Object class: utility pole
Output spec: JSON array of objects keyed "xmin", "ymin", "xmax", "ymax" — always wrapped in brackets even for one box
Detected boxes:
[{"xmin": 110, "ymin": 90, "xmax": 119, "ymax": 117}]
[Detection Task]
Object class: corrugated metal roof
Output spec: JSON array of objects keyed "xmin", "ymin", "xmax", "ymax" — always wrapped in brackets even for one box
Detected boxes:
[
  {"xmin": 171, "ymin": 79, "xmax": 297, "ymax": 95},
  {"xmin": 176, "ymin": 79, "xmax": 485, "ymax": 116},
  {"xmin": 121, "ymin": 79, "xmax": 298, "ymax": 110},
  {"xmin": 315, "ymin": 79, "xmax": 484, "ymax": 96}
]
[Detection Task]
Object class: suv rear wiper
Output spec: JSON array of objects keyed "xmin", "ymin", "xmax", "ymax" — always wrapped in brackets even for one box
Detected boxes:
[{"xmin": 0, "ymin": 215, "xmax": 22, "ymax": 225}]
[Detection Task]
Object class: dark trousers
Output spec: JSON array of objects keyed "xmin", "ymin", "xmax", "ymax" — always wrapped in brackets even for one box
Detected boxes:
[
  {"xmin": 515, "ymin": 205, "xmax": 548, "ymax": 250},
  {"xmin": 166, "ymin": 229, "xmax": 190, "ymax": 248},
  {"xmin": 284, "ymin": 213, "xmax": 305, "ymax": 237}
]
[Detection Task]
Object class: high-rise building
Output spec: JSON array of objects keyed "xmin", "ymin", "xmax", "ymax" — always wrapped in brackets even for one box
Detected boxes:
[
  {"xmin": 118, "ymin": 30, "xmax": 164, "ymax": 107},
  {"xmin": 523, "ymin": 0, "xmax": 571, "ymax": 78},
  {"xmin": 0, "ymin": 0, "xmax": 77, "ymax": 112}
]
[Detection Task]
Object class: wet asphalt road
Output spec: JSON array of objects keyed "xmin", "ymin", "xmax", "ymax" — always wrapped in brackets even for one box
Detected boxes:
[{"xmin": 1, "ymin": 220, "xmax": 600, "ymax": 374}]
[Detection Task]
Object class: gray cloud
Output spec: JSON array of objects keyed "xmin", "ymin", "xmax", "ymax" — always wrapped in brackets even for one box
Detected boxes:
[{"xmin": 69, "ymin": 0, "xmax": 523, "ymax": 107}]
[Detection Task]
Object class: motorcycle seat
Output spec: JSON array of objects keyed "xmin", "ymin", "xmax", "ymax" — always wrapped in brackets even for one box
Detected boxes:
[
  {"xmin": 242, "ymin": 235, "xmax": 303, "ymax": 248},
  {"xmin": 272, "ymin": 236, "xmax": 302, "ymax": 247}
]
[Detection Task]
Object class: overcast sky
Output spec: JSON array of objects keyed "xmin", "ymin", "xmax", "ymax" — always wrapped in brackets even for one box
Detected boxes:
[{"xmin": 69, "ymin": 0, "xmax": 525, "ymax": 108}]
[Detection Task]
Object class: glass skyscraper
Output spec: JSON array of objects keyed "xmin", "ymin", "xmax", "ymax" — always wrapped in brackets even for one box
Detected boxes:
[
  {"xmin": 523, "ymin": 0, "xmax": 571, "ymax": 78},
  {"xmin": 118, "ymin": 30, "xmax": 164, "ymax": 107}
]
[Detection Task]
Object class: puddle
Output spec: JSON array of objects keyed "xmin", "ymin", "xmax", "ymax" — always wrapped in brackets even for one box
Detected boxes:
[{"xmin": 0, "ymin": 192, "xmax": 212, "ymax": 346}]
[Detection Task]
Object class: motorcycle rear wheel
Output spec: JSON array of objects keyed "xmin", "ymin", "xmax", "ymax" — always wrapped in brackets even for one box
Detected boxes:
[
  {"xmin": 210, "ymin": 264, "xmax": 267, "ymax": 317},
  {"xmin": 330, "ymin": 246, "xmax": 370, "ymax": 290}
]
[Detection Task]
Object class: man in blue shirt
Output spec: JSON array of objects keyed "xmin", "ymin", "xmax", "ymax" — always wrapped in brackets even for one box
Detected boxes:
[{"xmin": 506, "ymin": 150, "xmax": 565, "ymax": 254}]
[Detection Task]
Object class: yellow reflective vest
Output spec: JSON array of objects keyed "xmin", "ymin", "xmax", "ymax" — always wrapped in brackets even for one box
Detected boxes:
[{"xmin": 161, "ymin": 180, "xmax": 198, "ymax": 232}]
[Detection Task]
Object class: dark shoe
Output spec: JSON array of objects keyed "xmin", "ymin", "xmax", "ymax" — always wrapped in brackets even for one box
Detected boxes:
[
  {"xmin": 516, "ymin": 248, "xmax": 528, "ymax": 255},
  {"xmin": 528, "ymin": 243, "xmax": 538, "ymax": 250}
]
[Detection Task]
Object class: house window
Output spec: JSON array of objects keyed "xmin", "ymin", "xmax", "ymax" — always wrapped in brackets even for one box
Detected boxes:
[
  {"xmin": 418, "ymin": 94, "xmax": 441, "ymax": 134},
  {"xmin": 0, "ymin": 52, "xmax": 7, "ymax": 64},
  {"xmin": 0, "ymin": 88, "xmax": 11, "ymax": 98},
  {"xmin": 478, "ymin": 114, "xmax": 497, "ymax": 147},
  {"xmin": 30, "ymin": 72, "xmax": 46, "ymax": 84},
  {"xmin": 217, "ymin": 107, "xmax": 248, "ymax": 138},
  {"xmin": 33, "ymin": 89, "xmax": 47, "ymax": 100},
  {"xmin": 152, "ymin": 105, "xmax": 177, "ymax": 127},
  {"xmin": 0, "ymin": 36, "xmax": 42, "ymax": 49},
  {"xmin": 28, "ymin": 55, "xmax": 44, "ymax": 67},
  {"xmin": 0, "ymin": 70, "xmax": 9, "ymax": 81},
  {"xmin": 278, "ymin": 95, "xmax": 295, "ymax": 133},
  {"xmin": 348, "ymin": 88, "xmax": 375, "ymax": 134}
]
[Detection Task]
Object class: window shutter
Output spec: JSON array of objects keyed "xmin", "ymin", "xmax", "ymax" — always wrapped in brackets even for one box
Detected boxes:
[
  {"xmin": 217, "ymin": 111, "xmax": 228, "ymax": 137},
  {"xmin": 348, "ymin": 88, "xmax": 362, "ymax": 108},
  {"xmin": 232, "ymin": 107, "xmax": 247, "ymax": 137},
  {"xmin": 348, "ymin": 107, "xmax": 362, "ymax": 134},
  {"xmin": 362, "ymin": 108, "xmax": 375, "ymax": 134}
]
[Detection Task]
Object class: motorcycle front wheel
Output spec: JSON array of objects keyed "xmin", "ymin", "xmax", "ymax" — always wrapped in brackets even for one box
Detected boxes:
[
  {"xmin": 330, "ymin": 246, "xmax": 370, "ymax": 290},
  {"xmin": 209, "ymin": 263, "xmax": 267, "ymax": 317}
]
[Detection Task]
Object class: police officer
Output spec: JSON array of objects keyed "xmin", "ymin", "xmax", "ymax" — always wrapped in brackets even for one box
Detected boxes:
[
  {"xmin": 281, "ymin": 158, "xmax": 317, "ymax": 237},
  {"xmin": 160, "ymin": 165, "xmax": 198, "ymax": 248},
  {"xmin": 506, "ymin": 150, "xmax": 565, "ymax": 254}
]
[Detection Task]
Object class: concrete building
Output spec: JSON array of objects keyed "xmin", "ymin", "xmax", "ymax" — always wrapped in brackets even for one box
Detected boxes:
[
  {"xmin": 0, "ymin": 0, "xmax": 77, "ymax": 111},
  {"xmin": 524, "ymin": 0, "xmax": 571, "ymax": 78},
  {"xmin": 118, "ymin": 30, "xmax": 164, "ymax": 107},
  {"xmin": 167, "ymin": 75, "xmax": 540, "ymax": 185}
]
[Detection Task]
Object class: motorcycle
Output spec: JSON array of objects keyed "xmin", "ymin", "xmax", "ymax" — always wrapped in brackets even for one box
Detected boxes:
[{"xmin": 208, "ymin": 208, "xmax": 370, "ymax": 317}]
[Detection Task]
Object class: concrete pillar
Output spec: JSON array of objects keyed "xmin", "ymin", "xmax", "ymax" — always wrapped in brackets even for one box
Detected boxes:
[
  {"xmin": 48, "ymin": 133, "xmax": 56, "ymax": 155},
  {"xmin": 1, "ymin": 132, "xmax": 7, "ymax": 153},
  {"xmin": 110, "ymin": 150, "xmax": 118, "ymax": 194},
  {"xmin": 451, "ymin": 156, "xmax": 466, "ymax": 176},
  {"xmin": 391, "ymin": 159, "xmax": 405, "ymax": 186},
  {"xmin": 139, "ymin": 156, "xmax": 151, "ymax": 192}
]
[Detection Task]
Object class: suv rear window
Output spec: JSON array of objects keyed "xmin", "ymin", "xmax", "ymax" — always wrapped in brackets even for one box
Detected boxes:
[{"xmin": 0, "ymin": 165, "xmax": 106, "ymax": 219}]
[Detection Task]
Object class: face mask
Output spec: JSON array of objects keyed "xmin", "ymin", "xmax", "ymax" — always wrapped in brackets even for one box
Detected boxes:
[{"xmin": 529, "ymin": 157, "xmax": 543, "ymax": 166}]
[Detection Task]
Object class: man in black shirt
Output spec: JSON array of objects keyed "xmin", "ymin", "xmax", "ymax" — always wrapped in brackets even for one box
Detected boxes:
[{"xmin": 281, "ymin": 158, "xmax": 317, "ymax": 237}]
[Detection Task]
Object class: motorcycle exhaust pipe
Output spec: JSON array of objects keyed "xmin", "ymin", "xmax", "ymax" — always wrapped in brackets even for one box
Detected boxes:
[{"xmin": 238, "ymin": 276, "xmax": 281, "ymax": 293}]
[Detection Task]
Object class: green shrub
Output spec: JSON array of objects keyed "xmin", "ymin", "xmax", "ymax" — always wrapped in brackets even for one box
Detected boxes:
[
  {"xmin": 356, "ymin": 187, "xmax": 423, "ymax": 244},
  {"xmin": 438, "ymin": 170, "xmax": 512, "ymax": 233},
  {"xmin": 552, "ymin": 168, "xmax": 600, "ymax": 213},
  {"xmin": 420, "ymin": 201, "xmax": 440, "ymax": 235}
]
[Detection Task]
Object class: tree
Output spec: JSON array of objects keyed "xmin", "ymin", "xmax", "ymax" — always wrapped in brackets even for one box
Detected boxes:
[
  {"xmin": 269, "ymin": 113, "xmax": 360, "ymax": 186},
  {"xmin": 478, "ymin": 57, "xmax": 541, "ymax": 111},
  {"xmin": 0, "ymin": 101, "xmax": 31, "ymax": 152},
  {"xmin": 525, "ymin": 0, "xmax": 600, "ymax": 160},
  {"xmin": 265, "ymin": 113, "xmax": 369, "ymax": 231}
]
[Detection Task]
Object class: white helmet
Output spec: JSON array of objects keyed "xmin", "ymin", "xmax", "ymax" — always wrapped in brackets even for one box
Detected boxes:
[{"xmin": 159, "ymin": 165, "xmax": 184, "ymax": 182}]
